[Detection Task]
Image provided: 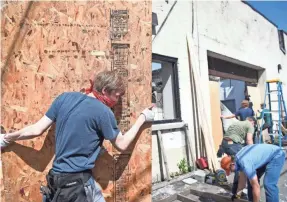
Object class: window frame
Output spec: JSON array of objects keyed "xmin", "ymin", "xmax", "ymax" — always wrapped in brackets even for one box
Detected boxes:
[
  {"xmin": 152, "ymin": 53, "xmax": 182, "ymax": 124},
  {"xmin": 278, "ymin": 30, "xmax": 286, "ymax": 54}
]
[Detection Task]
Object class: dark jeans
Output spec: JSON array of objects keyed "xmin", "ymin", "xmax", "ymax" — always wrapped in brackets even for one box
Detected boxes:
[
  {"xmin": 217, "ymin": 139, "xmax": 243, "ymax": 194},
  {"xmin": 42, "ymin": 170, "xmax": 105, "ymax": 202},
  {"xmin": 247, "ymin": 150, "xmax": 285, "ymax": 202}
]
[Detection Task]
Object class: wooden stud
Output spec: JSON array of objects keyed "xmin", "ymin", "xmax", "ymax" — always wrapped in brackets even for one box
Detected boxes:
[{"xmin": 157, "ymin": 130, "xmax": 170, "ymax": 181}]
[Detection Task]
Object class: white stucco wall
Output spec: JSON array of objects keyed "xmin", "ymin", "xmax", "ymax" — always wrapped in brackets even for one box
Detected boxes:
[
  {"xmin": 152, "ymin": 0, "xmax": 194, "ymax": 182},
  {"xmin": 152, "ymin": 0, "xmax": 287, "ymax": 182},
  {"xmin": 152, "ymin": 130, "xmax": 187, "ymax": 182}
]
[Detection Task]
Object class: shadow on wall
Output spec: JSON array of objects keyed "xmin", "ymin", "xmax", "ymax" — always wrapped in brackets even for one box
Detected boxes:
[
  {"xmin": 2, "ymin": 124, "xmax": 56, "ymax": 172},
  {"xmin": 94, "ymin": 100, "xmax": 152, "ymax": 201},
  {"xmin": 94, "ymin": 155, "xmax": 152, "ymax": 202},
  {"xmin": 93, "ymin": 123, "xmax": 152, "ymax": 202}
]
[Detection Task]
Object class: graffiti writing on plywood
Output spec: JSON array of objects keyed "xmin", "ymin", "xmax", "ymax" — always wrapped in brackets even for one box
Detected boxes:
[
  {"xmin": 113, "ymin": 154, "xmax": 131, "ymax": 202},
  {"xmin": 111, "ymin": 43, "xmax": 129, "ymax": 71},
  {"xmin": 110, "ymin": 10, "xmax": 129, "ymax": 40},
  {"xmin": 111, "ymin": 43, "xmax": 130, "ymax": 133}
]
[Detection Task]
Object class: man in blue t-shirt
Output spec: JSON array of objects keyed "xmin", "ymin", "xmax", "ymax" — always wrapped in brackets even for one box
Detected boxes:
[
  {"xmin": 221, "ymin": 100, "xmax": 255, "ymax": 121},
  {"xmin": 0, "ymin": 70, "xmax": 155, "ymax": 202},
  {"xmin": 221, "ymin": 144, "xmax": 285, "ymax": 202}
]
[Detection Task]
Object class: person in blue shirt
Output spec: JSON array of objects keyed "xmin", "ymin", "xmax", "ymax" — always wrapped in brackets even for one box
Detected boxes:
[
  {"xmin": 221, "ymin": 144, "xmax": 285, "ymax": 202},
  {"xmin": 0, "ymin": 70, "xmax": 155, "ymax": 202},
  {"xmin": 221, "ymin": 100, "xmax": 255, "ymax": 121}
]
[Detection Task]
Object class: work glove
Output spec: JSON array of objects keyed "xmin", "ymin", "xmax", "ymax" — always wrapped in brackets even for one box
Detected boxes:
[
  {"xmin": 141, "ymin": 106, "xmax": 155, "ymax": 122},
  {"xmin": 231, "ymin": 194, "xmax": 241, "ymax": 201},
  {"xmin": 0, "ymin": 134, "xmax": 10, "ymax": 149}
]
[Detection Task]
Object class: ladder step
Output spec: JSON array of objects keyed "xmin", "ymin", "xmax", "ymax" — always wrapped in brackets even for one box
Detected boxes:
[
  {"xmin": 271, "ymin": 100, "xmax": 278, "ymax": 102},
  {"xmin": 269, "ymin": 133, "xmax": 277, "ymax": 136},
  {"xmin": 267, "ymin": 78, "xmax": 281, "ymax": 83},
  {"xmin": 267, "ymin": 92, "xmax": 281, "ymax": 95},
  {"xmin": 269, "ymin": 133, "xmax": 284, "ymax": 136},
  {"xmin": 272, "ymin": 120, "xmax": 287, "ymax": 122},
  {"xmin": 261, "ymin": 111, "xmax": 286, "ymax": 115}
]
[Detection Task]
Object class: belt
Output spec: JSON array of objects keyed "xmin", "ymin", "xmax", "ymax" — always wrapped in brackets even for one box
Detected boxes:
[
  {"xmin": 49, "ymin": 170, "xmax": 92, "ymax": 189},
  {"xmin": 41, "ymin": 169, "xmax": 92, "ymax": 202}
]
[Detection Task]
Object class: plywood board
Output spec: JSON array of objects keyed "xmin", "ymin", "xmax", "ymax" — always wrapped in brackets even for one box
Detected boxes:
[
  {"xmin": 1, "ymin": 1, "xmax": 152, "ymax": 202},
  {"xmin": 247, "ymin": 86, "xmax": 262, "ymax": 114},
  {"xmin": 209, "ymin": 81, "xmax": 223, "ymax": 152},
  {"xmin": 186, "ymin": 36, "xmax": 219, "ymax": 171}
]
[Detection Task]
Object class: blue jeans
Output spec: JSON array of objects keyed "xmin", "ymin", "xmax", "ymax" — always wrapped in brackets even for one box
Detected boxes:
[
  {"xmin": 247, "ymin": 150, "xmax": 285, "ymax": 202},
  {"xmin": 217, "ymin": 139, "xmax": 243, "ymax": 194},
  {"xmin": 85, "ymin": 177, "xmax": 106, "ymax": 202},
  {"xmin": 42, "ymin": 177, "xmax": 105, "ymax": 202}
]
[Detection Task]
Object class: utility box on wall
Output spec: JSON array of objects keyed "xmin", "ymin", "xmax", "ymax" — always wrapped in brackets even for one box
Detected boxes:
[{"xmin": 1, "ymin": 1, "xmax": 152, "ymax": 201}]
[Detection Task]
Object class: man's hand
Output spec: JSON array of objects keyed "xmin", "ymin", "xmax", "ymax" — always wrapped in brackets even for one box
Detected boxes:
[
  {"xmin": 111, "ymin": 105, "xmax": 155, "ymax": 152},
  {"xmin": 141, "ymin": 105, "xmax": 155, "ymax": 122},
  {"xmin": 0, "ymin": 134, "xmax": 10, "ymax": 149}
]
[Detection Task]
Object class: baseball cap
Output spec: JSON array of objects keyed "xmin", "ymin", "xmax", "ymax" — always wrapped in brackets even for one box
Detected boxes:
[{"xmin": 220, "ymin": 156, "xmax": 232, "ymax": 176}]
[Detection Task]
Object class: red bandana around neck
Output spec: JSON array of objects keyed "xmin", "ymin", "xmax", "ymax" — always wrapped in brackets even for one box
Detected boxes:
[{"xmin": 85, "ymin": 80, "xmax": 117, "ymax": 108}]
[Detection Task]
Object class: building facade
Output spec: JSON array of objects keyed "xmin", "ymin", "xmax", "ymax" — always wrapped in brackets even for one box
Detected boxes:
[{"xmin": 151, "ymin": 0, "xmax": 287, "ymax": 182}]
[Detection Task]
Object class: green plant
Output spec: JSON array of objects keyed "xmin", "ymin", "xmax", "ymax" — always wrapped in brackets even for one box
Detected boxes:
[{"xmin": 177, "ymin": 158, "xmax": 188, "ymax": 174}]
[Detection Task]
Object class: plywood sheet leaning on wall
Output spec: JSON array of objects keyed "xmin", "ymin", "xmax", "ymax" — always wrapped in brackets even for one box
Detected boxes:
[
  {"xmin": 186, "ymin": 35, "xmax": 219, "ymax": 171},
  {"xmin": 1, "ymin": 1, "xmax": 152, "ymax": 202},
  {"xmin": 247, "ymin": 86, "xmax": 262, "ymax": 115},
  {"xmin": 209, "ymin": 81, "xmax": 223, "ymax": 152}
]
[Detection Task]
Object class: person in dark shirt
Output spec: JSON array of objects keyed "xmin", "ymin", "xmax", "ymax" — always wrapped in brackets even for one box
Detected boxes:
[
  {"xmin": 0, "ymin": 70, "xmax": 155, "ymax": 202},
  {"xmin": 221, "ymin": 100, "xmax": 254, "ymax": 121}
]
